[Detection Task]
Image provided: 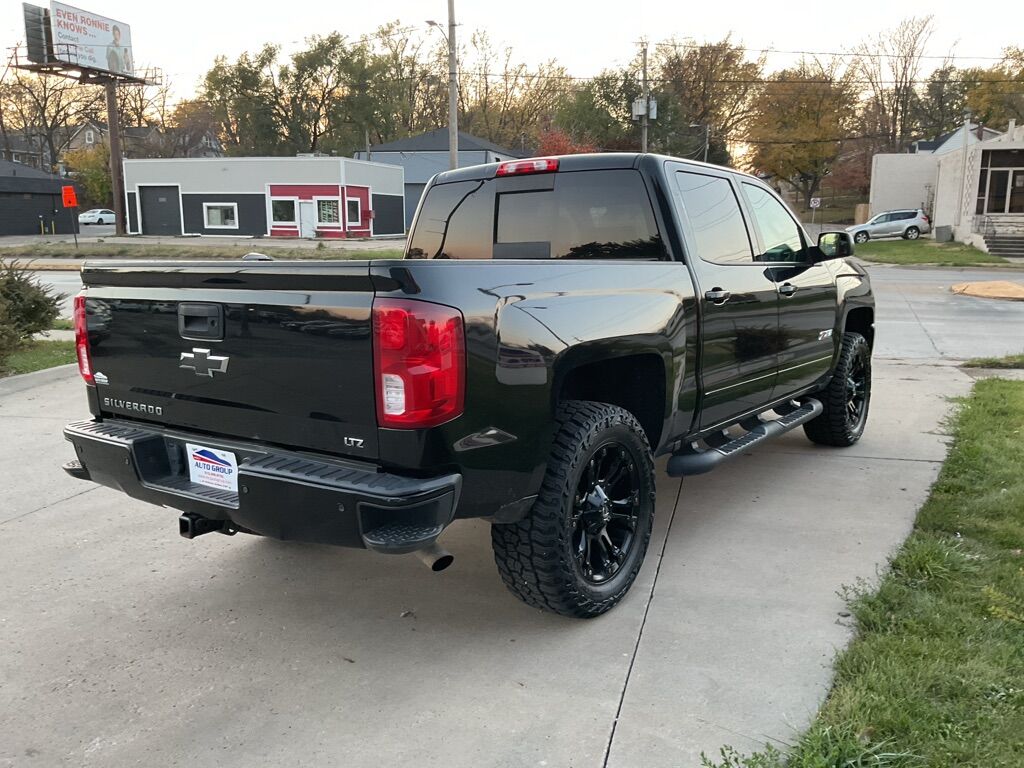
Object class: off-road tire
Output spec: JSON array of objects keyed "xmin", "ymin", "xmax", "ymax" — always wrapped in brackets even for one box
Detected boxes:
[
  {"xmin": 903, "ymin": 226, "xmax": 920, "ymax": 240},
  {"xmin": 803, "ymin": 331, "xmax": 871, "ymax": 447},
  {"xmin": 491, "ymin": 400, "xmax": 656, "ymax": 618},
  {"xmin": 853, "ymin": 231, "xmax": 869, "ymax": 244}
]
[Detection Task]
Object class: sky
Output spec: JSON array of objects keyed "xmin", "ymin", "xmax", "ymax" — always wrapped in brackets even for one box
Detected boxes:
[{"xmin": 2, "ymin": 0, "xmax": 1017, "ymax": 96}]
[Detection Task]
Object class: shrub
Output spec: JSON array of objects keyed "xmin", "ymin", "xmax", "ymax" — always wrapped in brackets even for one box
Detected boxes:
[
  {"xmin": 0, "ymin": 294, "xmax": 21, "ymax": 367},
  {"xmin": 0, "ymin": 261, "xmax": 61, "ymax": 341}
]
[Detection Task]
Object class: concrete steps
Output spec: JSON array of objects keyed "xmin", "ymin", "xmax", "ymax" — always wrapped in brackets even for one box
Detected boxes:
[{"xmin": 983, "ymin": 234, "xmax": 1024, "ymax": 258}]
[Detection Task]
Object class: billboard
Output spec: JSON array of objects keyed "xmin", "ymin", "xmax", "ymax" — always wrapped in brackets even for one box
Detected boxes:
[{"xmin": 48, "ymin": 2, "xmax": 134, "ymax": 77}]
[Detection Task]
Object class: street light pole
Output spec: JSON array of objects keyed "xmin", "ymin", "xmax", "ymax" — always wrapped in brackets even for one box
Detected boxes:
[
  {"xmin": 447, "ymin": 0, "xmax": 458, "ymax": 170},
  {"xmin": 703, "ymin": 123, "xmax": 710, "ymax": 163}
]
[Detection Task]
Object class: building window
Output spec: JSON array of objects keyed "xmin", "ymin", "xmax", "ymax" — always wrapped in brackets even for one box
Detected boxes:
[
  {"xmin": 85, "ymin": 129, "xmax": 95, "ymax": 145},
  {"xmin": 271, "ymin": 199, "xmax": 296, "ymax": 224},
  {"xmin": 318, "ymin": 199, "xmax": 340, "ymax": 224},
  {"xmin": 203, "ymin": 202, "xmax": 238, "ymax": 229},
  {"xmin": 346, "ymin": 198, "xmax": 361, "ymax": 227}
]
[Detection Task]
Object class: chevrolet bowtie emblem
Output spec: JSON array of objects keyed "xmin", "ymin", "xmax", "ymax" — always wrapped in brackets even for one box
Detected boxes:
[{"xmin": 180, "ymin": 348, "xmax": 230, "ymax": 377}]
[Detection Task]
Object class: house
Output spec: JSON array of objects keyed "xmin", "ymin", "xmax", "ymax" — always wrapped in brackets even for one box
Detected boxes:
[
  {"xmin": 354, "ymin": 128, "xmax": 527, "ymax": 228},
  {"xmin": 933, "ymin": 120, "xmax": 1024, "ymax": 255},
  {"xmin": 869, "ymin": 123, "xmax": 1002, "ymax": 216},
  {"xmin": 121, "ymin": 156, "xmax": 404, "ymax": 238},
  {"xmin": 65, "ymin": 120, "xmax": 162, "ymax": 158},
  {"xmin": 909, "ymin": 124, "xmax": 1002, "ymax": 154},
  {"xmin": 0, "ymin": 158, "xmax": 80, "ymax": 236},
  {"xmin": 1, "ymin": 132, "xmax": 46, "ymax": 169}
]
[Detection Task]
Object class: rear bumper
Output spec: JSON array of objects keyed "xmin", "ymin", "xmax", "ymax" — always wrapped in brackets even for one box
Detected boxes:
[{"xmin": 63, "ymin": 419, "xmax": 461, "ymax": 552}]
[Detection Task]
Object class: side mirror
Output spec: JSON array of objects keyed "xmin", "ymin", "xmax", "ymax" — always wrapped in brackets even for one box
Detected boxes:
[{"xmin": 817, "ymin": 231, "xmax": 853, "ymax": 260}]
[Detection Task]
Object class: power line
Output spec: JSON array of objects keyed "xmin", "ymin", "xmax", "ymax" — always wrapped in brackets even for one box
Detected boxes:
[{"xmin": 654, "ymin": 41, "xmax": 1010, "ymax": 62}]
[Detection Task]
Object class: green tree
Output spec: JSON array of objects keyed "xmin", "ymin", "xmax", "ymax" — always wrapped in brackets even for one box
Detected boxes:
[
  {"xmin": 654, "ymin": 36, "xmax": 766, "ymax": 162},
  {"xmin": 963, "ymin": 48, "xmax": 1024, "ymax": 129},
  {"xmin": 913, "ymin": 65, "xmax": 969, "ymax": 139},
  {"xmin": 63, "ymin": 145, "xmax": 111, "ymax": 207},
  {"xmin": 553, "ymin": 70, "xmax": 637, "ymax": 150},
  {"xmin": 746, "ymin": 60, "xmax": 856, "ymax": 209},
  {"xmin": 202, "ymin": 45, "xmax": 287, "ymax": 156}
]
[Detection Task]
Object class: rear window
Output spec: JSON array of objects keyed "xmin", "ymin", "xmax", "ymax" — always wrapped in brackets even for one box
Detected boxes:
[{"xmin": 407, "ymin": 169, "xmax": 666, "ymax": 260}]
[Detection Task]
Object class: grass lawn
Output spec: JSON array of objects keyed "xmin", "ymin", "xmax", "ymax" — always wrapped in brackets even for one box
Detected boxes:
[
  {"xmin": 856, "ymin": 239, "xmax": 1013, "ymax": 267},
  {"xmin": 51, "ymin": 318, "xmax": 73, "ymax": 331},
  {"xmin": 963, "ymin": 354, "xmax": 1024, "ymax": 370},
  {"xmin": 1, "ymin": 340, "xmax": 76, "ymax": 376},
  {"xmin": 0, "ymin": 242, "xmax": 405, "ymax": 261},
  {"xmin": 703, "ymin": 378, "xmax": 1024, "ymax": 768}
]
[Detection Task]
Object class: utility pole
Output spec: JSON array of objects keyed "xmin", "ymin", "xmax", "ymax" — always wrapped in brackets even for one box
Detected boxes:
[
  {"xmin": 703, "ymin": 123, "xmax": 710, "ymax": 163},
  {"xmin": 640, "ymin": 40, "xmax": 649, "ymax": 154},
  {"xmin": 104, "ymin": 81, "xmax": 126, "ymax": 236},
  {"xmin": 447, "ymin": 0, "xmax": 458, "ymax": 170}
]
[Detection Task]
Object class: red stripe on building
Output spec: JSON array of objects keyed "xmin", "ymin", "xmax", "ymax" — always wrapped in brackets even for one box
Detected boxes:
[{"xmin": 269, "ymin": 184, "xmax": 340, "ymax": 199}]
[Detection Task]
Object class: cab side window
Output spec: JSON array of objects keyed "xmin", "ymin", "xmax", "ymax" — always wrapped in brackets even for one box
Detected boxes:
[
  {"xmin": 676, "ymin": 171, "xmax": 753, "ymax": 265},
  {"xmin": 741, "ymin": 183, "xmax": 807, "ymax": 263}
]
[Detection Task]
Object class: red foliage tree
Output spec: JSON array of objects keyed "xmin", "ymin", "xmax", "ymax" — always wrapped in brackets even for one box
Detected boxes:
[{"xmin": 536, "ymin": 129, "xmax": 597, "ymax": 156}]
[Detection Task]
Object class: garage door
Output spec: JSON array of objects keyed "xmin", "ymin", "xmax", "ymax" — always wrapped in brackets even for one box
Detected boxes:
[{"xmin": 139, "ymin": 186, "xmax": 181, "ymax": 235}]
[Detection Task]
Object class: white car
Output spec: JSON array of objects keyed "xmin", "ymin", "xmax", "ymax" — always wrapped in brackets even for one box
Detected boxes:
[{"xmin": 78, "ymin": 209, "xmax": 115, "ymax": 225}]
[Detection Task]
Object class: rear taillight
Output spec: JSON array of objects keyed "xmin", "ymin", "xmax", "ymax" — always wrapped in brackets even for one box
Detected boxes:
[
  {"xmin": 73, "ymin": 294, "xmax": 94, "ymax": 385},
  {"xmin": 495, "ymin": 158, "xmax": 559, "ymax": 177},
  {"xmin": 372, "ymin": 298, "xmax": 465, "ymax": 429}
]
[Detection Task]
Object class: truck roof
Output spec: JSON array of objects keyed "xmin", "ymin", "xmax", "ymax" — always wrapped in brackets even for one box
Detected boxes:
[{"xmin": 431, "ymin": 152, "xmax": 770, "ymax": 187}]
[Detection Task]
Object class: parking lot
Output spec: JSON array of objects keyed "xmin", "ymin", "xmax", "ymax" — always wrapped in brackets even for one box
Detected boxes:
[{"xmin": 2, "ymin": 266, "xmax": 1022, "ymax": 767}]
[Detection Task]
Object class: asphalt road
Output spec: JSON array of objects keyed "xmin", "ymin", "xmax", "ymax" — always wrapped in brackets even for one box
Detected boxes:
[
  {"xmin": 35, "ymin": 264, "xmax": 1024, "ymax": 360},
  {"xmin": 0, "ymin": 262, "xmax": 1015, "ymax": 767}
]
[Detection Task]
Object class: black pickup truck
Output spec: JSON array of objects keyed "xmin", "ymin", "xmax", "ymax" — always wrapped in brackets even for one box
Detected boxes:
[{"xmin": 64, "ymin": 153, "xmax": 874, "ymax": 618}]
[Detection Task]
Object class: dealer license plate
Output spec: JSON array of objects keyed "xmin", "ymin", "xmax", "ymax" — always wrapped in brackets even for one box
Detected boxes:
[{"xmin": 185, "ymin": 443, "xmax": 239, "ymax": 493}]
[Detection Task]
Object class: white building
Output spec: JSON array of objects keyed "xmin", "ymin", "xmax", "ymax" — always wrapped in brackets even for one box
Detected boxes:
[
  {"xmin": 869, "ymin": 123, "xmax": 1001, "ymax": 217},
  {"xmin": 122, "ymin": 156, "xmax": 405, "ymax": 238},
  {"xmin": 868, "ymin": 121, "xmax": 1024, "ymax": 256},
  {"xmin": 933, "ymin": 121, "xmax": 1024, "ymax": 254}
]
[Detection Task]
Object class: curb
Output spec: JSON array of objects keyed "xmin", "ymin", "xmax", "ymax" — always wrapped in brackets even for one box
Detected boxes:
[{"xmin": 0, "ymin": 364, "xmax": 78, "ymax": 396}]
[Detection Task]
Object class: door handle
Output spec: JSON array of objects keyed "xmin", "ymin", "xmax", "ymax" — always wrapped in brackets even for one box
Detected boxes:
[
  {"xmin": 778, "ymin": 283, "xmax": 798, "ymax": 297},
  {"xmin": 704, "ymin": 288, "xmax": 731, "ymax": 304},
  {"xmin": 178, "ymin": 302, "xmax": 224, "ymax": 341}
]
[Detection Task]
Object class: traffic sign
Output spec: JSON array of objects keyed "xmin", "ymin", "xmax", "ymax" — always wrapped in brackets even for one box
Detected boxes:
[
  {"xmin": 809, "ymin": 197, "xmax": 821, "ymax": 209},
  {"xmin": 61, "ymin": 185, "xmax": 78, "ymax": 208}
]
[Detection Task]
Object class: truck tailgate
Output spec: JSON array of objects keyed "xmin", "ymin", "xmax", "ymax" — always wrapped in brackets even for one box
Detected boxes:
[{"xmin": 81, "ymin": 261, "xmax": 380, "ymax": 460}]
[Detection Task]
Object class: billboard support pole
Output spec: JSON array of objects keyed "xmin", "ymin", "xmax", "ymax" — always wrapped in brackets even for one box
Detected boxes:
[{"xmin": 104, "ymin": 81, "xmax": 126, "ymax": 236}]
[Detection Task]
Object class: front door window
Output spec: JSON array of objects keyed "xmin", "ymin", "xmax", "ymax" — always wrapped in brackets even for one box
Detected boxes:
[
  {"xmin": 1010, "ymin": 171, "xmax": 1024, "ymax": 214},
  {"xmin": 987, "ymin": 170, "xmax": 1010, "ymax": 214}
]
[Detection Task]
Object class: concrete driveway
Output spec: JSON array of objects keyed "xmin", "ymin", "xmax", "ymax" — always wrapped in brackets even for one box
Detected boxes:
[{"xmin": 0, "ymin": 353, "xmax": 973, "ymax": 768}]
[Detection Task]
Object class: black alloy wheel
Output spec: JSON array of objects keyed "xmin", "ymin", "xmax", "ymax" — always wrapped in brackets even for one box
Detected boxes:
[
  {"xmin": 571, "ymin": 442, "xmax": 641, "ymax": 584},
  {"xmin": 491, "ymin": 400, "xmax": 655, "ymax": 618},
  {"xmin": 845, "ymin": 349, "xmax": 870, "ymax": 432},
  {"xmin": 803, "ymin": 331, "xmax": 872, "ymax": 447}
]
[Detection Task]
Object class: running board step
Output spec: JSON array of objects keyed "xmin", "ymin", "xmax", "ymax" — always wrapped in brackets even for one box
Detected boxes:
[{"xmin": 667, "ymin": 399, "xmax": 823, "ymax": 477}]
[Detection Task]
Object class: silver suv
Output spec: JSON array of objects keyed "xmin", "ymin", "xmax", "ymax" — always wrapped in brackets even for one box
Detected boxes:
[{"xmin": 846, "ymin": 209, "xmax": 930, "ymax": 244}]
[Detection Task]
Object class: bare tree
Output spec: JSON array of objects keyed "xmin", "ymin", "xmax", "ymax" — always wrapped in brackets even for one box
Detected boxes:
[
  {"xmin": 117, "ymin": 78, "xmax": 173, "ymax": 128},
  {"xmin": 2, "ymin": 69, "xmax": 103, "ymax": 169},
  {"xmin": 854, "ymin": 16, "xmax": 934, "ymax": 151}
]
